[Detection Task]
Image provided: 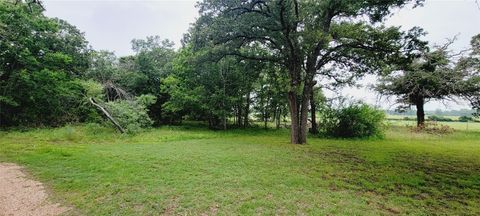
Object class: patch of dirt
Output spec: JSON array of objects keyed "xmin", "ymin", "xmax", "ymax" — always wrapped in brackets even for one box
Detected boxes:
[{"xmin": 0, "ymin": 163, "xmax": 69, "ymax": 216}]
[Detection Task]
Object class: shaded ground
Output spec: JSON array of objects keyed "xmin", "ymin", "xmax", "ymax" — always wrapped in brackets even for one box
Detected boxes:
[{"xmin": 0, "ymin": 163, "xmax": 68, "ymax": 216}]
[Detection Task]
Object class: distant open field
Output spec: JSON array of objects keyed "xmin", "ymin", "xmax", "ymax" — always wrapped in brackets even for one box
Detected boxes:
[{"xmin": 387, "ymin": 115, "xmax": 480, "ymax": 131}]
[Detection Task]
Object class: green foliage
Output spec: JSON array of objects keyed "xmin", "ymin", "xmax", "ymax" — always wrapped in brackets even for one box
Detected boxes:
[
  {"xmin": 0, "ymin": 1, "xmax": 90, "ymax": 127},
  {"xmin": 77, "ymin": 79, "xmax": 104, "ymax": 99},
  {"xmin": 164, "ymin": 46, "xmax": 266, "ymax": 129},
  {"xmin": 194, "ymin": 0, "xmax": 424, "ymax": 143},
  {"xmin": 1, "ymin": 69, "xmax": 89, "ymax": 126},
  {"xmin": 427, "ymin": 115, "xmax": 453, "ymax": 122},
  {"xmin": 103, "ymin": 95, "xmax": 157, "ymax": 134},
  {"xmin": 85, "ymin": 38, "xmax": 176, "ymax": 125},
  {"xmin": 456, "ymin": 34, "xmax": 480, "ymax": 116},
  {"xmin": 320, "ymin": 103, "xmax": 386, "ymax": 138},
  {"xmin": 378, "ymin": 35, "xmax": 480, "ymax": 125},
  {"xmin": 459, "ymin": 116, "xmax": 474, "ymax": 122}
]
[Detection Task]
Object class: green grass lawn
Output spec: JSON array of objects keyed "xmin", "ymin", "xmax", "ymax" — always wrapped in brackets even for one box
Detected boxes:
[{"xmin": 1, "ymin": 124, "xmax": 479, "ymax": 215}]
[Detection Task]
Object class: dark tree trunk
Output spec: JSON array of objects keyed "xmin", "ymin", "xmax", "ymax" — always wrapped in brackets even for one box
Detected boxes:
[
  {"xmin": 286, "ymin": 60, "xmax": 313, "ymax": 144},
  {"xmin": 223, "ymin": 115, "xmax": 227, "ymax": 131},
  {"xmin": 235, "ymin": 104, "xmax": 242, "ymax": 127},
  {"xmin": 298, "ymin": 83, "xmax": 312, "ymax": 144},
  {"xmin": 243, "ymin": 92, "xmax": 250, "ymax": 128},
  {"xmin": 416, "ymin": 98, "xmax": 425, "ymax": 127},
  {"xmin": 286, "ymin": 85, "xmax": 311, "ymax": 144},
  {"xmin": 264, "ymin": 115, "xmax": 268, "ymax": 129},
  {"xmin": 287, "ymin": 91, "xmax": 301, "ymax": 144},
  {"xmin": 309, "ymin": 88, "xmax": 318, "ymax": 134}
]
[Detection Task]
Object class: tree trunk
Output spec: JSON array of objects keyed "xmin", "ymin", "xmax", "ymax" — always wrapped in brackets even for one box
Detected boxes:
[
  {"xmin": 89, "ymin": 98, "xmax": 125, "ymax": 133},
  {"xmin": 275, "ymin": 106, "xmax": 281, "ymax": 129},
  {"xmin": 309, "ymin": 89, "xmax": 318, "ymax": 134},
  {"xmin": 287, "ymin": 91, "xmax": 301, "ymax": 144},
  {"xmin": 264, "ymin": 115, "xmax": 268, "ymax": 129},
  {"xmin": 243, "ymin": 92, "xmax": 250, "ymax": 128},
  {"xmin": 416, "ymin": 98, "xmax": 425, "ymax": 127},
  {"xmin": 237, "ymin": 104, "xmax": 242, "ymax": 127},
  {"xmin": 298, "ymin": 83, "xmax": 312, "ymax": 144},
  {"xmin": 286, "ymin": 92, "xmax": 310, "ymax": 144}
]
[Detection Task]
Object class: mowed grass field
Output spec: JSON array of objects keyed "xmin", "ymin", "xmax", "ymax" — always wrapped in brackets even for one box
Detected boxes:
[
  {"xmin": 1, "ymin": 124, "xmax": 479, "ymax": 215},
  {"xmin": 386, "ymin": 114, "xmax": 480, "ymax": 131}
]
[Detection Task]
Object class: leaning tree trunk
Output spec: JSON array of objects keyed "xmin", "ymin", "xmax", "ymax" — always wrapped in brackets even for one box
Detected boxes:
[
  {"xmin": 89, "ymin": 98, "xmax": 125, "ymax": 133},
  {"xmin": 416, "ymin": 98, "xmax": 425, "ymax": 127}
]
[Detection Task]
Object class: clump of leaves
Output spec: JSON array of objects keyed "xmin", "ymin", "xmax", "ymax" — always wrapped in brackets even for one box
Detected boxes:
[
  {"xmin": 104, "ymin": 95, "xmax": 157, "ymax": 134},
  {"xmin": 320, "ymin": 103, "xmax": 386, "ymax": 138},
  {"xmin": 409, "ymin": 122, "xmax": 454, "ymax": 135}
]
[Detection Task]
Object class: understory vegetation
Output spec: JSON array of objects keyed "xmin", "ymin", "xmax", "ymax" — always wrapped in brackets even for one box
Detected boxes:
[
  {"xmin": 0, "ymin": 125, "xmax": 479, "ymax": 215},
  {"xmin": 320, "ymin": 103, "xmax": 386, "ymax": 138}
]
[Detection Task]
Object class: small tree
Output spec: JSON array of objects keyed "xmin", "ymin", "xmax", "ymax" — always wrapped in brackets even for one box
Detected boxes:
[{"xmin": 376, "ymin": 40, "xmax": 478, "ymax": 127}]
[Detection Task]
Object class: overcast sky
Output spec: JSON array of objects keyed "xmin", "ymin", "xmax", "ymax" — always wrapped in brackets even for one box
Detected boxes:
[{"xmin": 42, "ymin": 0, "xmax": 480, "ymax": 111}]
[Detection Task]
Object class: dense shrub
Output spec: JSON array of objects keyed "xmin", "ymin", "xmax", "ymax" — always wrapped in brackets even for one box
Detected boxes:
[
  {"xmin": 320, "ymin": 104, "xmax": 386, "ymax": 138},
  {"xmin": 458, "ymin": 116, "xmax": 474, "ymax": 122},
  {"xmin": 104, "ymin": 95, "xmax": 157, "ymax": 133},
  {"xmin": 403, "ymin": 117, "xmax": 414, "ymax": 121},
  {"xmin": 427, "ymin": 115, "xmax": 453, "ymax": 122}
]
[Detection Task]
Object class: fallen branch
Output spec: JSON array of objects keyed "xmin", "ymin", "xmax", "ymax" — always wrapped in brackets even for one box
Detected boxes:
[{"xmin": 89, "ymin": 97, "xmax": 126, "ymax": 133}]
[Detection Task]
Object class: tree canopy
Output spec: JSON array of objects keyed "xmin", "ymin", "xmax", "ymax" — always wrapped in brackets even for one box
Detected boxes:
[
  {"xmin": 190, "ymin": 0, "xmax": 425, "ymax": 143},
  {"xmin": 376, "ymin": 36, "xmax": 480, "ymax": 126},
  {"xmin": 0, "ymin": 0, "xmax": 91, "ymax": 126}
]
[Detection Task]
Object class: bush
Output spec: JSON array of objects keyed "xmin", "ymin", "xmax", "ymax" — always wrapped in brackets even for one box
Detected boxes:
[
  {"xmin": 427, "ymin": 115, "xmax": 453, "ymax": 122},
  {"xmin": 104, "ymin": 95, "xmax": 157, "ymax": 134},
  {"xmin": 320, "ymin": 103, "xmax": 386, "ymax": 138},
  {"xmin": 458, "ymin": 115, "xmax": 474, "ymax": 122}
]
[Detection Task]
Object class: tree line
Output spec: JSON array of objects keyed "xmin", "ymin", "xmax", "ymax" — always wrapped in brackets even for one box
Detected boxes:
[{"xmin": 1, "ymin": 0, "xmax": 479, "ymax": 144}]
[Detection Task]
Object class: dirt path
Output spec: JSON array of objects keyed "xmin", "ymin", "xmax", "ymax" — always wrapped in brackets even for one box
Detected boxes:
[{"xmin": 0, "ymin": 163, "xmax": 69, "ymax": 216}]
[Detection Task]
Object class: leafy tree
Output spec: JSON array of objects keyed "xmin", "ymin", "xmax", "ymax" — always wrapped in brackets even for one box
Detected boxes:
[
  {"xmin": 377, "ymin": 39, "xmax": 480, "ymax": 126},
  {"xmin": 193, "ymin": 0, "xmax": 424, "ymax": 144},
  {"xmin": 85, "ymin": 51, "xmax": 132, "ymax": 101},
  {"xmin": 164, "ymin": 46, "xmax": 262, "ymax": 129},
  {"xmin": 456, "ymin": 34, "xmax": 480, "ymax": 116},
  {"xmin": 309, "ymin": 85, "xmax": 327, "ymax": 134},
  {"xmin": 252, "ymin": 64, "xmax": 289, "ymax": 129},
  {"xmin": 129, "ymin": 36, "xmax": 176, "ymax": 124},
  {"xmin": 0, "ymin": 1, "xmax": 91, "ymax": 127}
]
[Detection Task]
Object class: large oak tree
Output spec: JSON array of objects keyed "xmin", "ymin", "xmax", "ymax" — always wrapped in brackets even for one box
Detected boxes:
[{"xmin": 192, "ymin": 0, "xmax": 424, "ymax": 144}]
